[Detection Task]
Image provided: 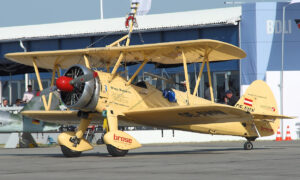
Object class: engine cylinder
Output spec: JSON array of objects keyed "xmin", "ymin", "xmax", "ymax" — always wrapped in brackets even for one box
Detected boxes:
[{"xmin": 60, "ymin": 64, "xmax": 100, "ymax": 111}]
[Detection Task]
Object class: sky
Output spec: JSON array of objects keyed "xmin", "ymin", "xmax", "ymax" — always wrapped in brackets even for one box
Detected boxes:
[{"xmin": 0, "ymin": 0, "xmax": 289, "ymax": 27}]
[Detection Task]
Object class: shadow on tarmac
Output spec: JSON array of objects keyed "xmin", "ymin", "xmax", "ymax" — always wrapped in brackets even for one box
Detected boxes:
[{"xmin": 0, "ymin": 147, "xmax": 273, "ymax": 158}]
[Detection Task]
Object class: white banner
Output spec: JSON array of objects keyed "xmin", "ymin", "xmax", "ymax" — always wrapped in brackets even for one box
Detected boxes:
[
  {"xmin": 132, "ymin": 0, "xmax": 152, "ymax": 15},
  {"xmin": 290, "ymin": 0, "xmax": 300, "ymax": 4}
]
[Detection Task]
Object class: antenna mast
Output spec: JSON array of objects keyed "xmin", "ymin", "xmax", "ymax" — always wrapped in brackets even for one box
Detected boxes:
[{"xmin": 107, "ymin": 2, "xmax": 139, "ymax": 47}]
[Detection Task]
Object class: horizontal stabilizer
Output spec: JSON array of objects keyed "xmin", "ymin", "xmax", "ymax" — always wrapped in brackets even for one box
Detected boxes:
[{"xmin": 252, "ymin": 113, "xmax": 295, "ymax": 121}]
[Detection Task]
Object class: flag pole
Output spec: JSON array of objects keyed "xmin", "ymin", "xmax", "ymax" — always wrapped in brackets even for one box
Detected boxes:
[
  {"xmin": 100, "ymin": 0, "xmax": 104, "ymax": 20},
  {"xmin": 280, "ymin": 1, "xmax": 298, "ymax": 135},
  {"xmin": 280, "ymin": 4, "xmax": 286, "ymax": 138}
]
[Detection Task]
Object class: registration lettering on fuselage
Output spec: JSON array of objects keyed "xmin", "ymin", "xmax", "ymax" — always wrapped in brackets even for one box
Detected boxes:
[
  {"xmin": 235, "ymin": 103, "xmax": 255, "ymax": 113},
  {"xmin": 178, "ymin": 110, "xmax": 226, "ymax": 118}
]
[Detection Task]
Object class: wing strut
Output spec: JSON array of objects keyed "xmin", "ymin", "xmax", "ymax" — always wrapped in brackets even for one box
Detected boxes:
[
  {"xmin": 126, "ymin": 58, "xmax": 149, "ymax": 85},
  {"xmin": 193, "ymin": 58, "xmax": 205, "ymax": 96},
  {"xmin": 83, "ymin": 55, "xmax": 91, "ymax": 69},
  {"xmin": 109, "ymin": 3, "xmax": 138, "ymax": 81},
  {"xmin": 206, "ymin": 56, "xmax": 214, "ymax": 102},
  {"xmin": 106, "ymin": 63, "xmax": 110, "ymax": 73},
  {"xmin": 110, "ymin": 52, "xmax": 125, "ymax": 81},
  {"xmin": 106, "ymin": 35, "xmax": 129, "ymax": 48},
  {"xmin": 32, "ymin": 58, "xmax": 60, "ymax": 111},
  {"xmin": 32, "ymin": 58, "xmax": 48, "ymax": 110},
  {"xmin": 47, "ymin": 64, "xmax": 57, "ymax": 111},
  {"xmin": 181, "ymin": 50, "xmax": 190, "ymax": 105},
  {"xmin": 192, "ymin": 51, "xmax": 214, "ymax": 102}
]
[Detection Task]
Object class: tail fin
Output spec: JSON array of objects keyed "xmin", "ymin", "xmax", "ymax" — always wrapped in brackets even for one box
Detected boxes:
[{"xmin": 235, "ymin": 80, "xmax": 280, "ymax": 137}]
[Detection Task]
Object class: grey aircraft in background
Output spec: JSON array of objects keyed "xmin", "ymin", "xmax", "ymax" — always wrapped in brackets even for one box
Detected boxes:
[{"xmin": 0, "ymin": 93, "xmax": 61, "ymax": 148}]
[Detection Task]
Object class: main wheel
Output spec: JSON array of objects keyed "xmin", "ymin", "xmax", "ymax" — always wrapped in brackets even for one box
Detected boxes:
[
  {"xmin": 106, "ymin": 145, "xmax": 128, "ymax": 157},
  {"xmin": 60, "ymin": 145, "xmax": 82, "ymax": 157},
  {"xmin": 244, "ymin": 141, "xmax": 253, "ymax": 150}
]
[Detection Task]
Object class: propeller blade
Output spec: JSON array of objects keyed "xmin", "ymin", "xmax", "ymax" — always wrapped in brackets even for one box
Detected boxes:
[
  {"xmin": 55, "ymin": 72, "xmax": 97, "ymax": 92},
  {"xmin": 39, "ymin": 86, "xmax": 57, "ymax": 96},
  {"xmin": 70, "ymin": 72, "xmax": 98, "ymax": 85}
]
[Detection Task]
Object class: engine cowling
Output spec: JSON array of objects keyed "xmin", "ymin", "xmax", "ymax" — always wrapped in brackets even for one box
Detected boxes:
[{"xmin": 58, "ymin": 64, "xmax": 100, "ymax": 111}]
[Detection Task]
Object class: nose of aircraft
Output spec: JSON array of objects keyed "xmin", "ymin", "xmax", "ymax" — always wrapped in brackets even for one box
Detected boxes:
[
  {"xmin": 56, "ymin": 76, "xmax": 74, "ymax": 92},
  {"xmin": 56, "ymin": 71, "xmax": 98, "ymax": 93}
]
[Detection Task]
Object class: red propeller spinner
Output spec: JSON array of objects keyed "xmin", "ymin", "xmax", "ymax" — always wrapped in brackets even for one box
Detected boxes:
[
  {"xmin": 55, "ymin": 72, "xmax": 98, "ymax": 92},
  {"xmin": 56, "ymin": 76, "xmax": 74, "ymax": 92}
]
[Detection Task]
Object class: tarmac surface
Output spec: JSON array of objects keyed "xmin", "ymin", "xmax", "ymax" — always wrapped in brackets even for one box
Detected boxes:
[{"xmin": 0, "ymin": 140, "xmax": 300, "ymax": 180}]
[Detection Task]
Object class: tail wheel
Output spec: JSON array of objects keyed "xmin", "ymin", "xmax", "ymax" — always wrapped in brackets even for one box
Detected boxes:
[
  {"xmin": 243, "ymin": 141, "xmax": 253, "ymax": 150},
  {"xmin": 106, "ymin": 145, "xmax": 128, "ymax": 157},
  {"xmin": 60, "ymin": 145, "xmax": 82, "ymax": 157}
]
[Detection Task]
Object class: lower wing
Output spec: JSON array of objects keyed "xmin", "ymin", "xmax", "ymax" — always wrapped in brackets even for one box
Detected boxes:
[
  {"xmin": 21, "ymin": 106, "xmax": 293, "ymax": 127},
  {"xmin": 124, "ymin": 104, "xmax": 253, "ymax": 127},
  {"xmin": 21, "ymin": 110, "xmax": 138, "ymax": 126}
]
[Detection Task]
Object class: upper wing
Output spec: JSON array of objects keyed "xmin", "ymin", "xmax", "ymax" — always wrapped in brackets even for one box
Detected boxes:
[
  {"xmin": 123, "ymin": 104, "xmax": 253, "ymax": 126},
  {"xmin": 5, "ymin": 39, "xmax": 246, "ymax": 69}
]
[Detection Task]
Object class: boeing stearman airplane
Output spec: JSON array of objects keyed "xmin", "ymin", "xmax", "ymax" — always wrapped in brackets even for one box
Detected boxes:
[{"xmin": 5, "ymin": 2, "xmax": 293, "ymax": 157}]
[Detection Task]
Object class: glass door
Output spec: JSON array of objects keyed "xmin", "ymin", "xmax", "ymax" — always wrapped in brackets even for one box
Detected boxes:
[{"xmin": 213, "ymin": 72, "xmax": 229, "ymax": 103}]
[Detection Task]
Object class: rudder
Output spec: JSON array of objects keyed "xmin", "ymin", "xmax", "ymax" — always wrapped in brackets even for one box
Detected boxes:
[{"xmin": 235, "ymin": 80, "xmax": 280, "ymax": 137}]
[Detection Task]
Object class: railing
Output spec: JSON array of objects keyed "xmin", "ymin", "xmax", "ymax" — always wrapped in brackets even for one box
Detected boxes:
[{"xmin": 0, "ymin": 106, "xmax": 24, "ymax": 113}]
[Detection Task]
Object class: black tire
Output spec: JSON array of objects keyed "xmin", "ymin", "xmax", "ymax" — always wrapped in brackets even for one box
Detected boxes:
[
  {"xmin": 60, "ymin": 145, "xmax": 82, "ymax": 157},
  {"xmin": 106, "ymin": 145, "xmax": 128, "ymax": 157},
  {"xmin": 244, "ymin": 141, "xmax": 253, "ymax": 150}
]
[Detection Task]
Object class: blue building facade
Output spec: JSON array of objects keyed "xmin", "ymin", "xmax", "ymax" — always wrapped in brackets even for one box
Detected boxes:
[{"xmin": 0, "ymin": 14, "xmax": 240, "ymax": 105}]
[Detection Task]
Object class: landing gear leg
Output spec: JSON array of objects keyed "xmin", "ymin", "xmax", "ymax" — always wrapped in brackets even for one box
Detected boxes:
[
  {"xmin": 72, "ymin": 118, "xmax": 92, "ymax": 146},
  {"xmin": 59, "ymin": 117, "xmax": 92, "ymax": 157},
  {"xmin": 103, "ymin": 109, "xmax": 129, "ymax": 157},
  {"xmin": 96, "ymin": 116, "xmax": 108, "ymax": 145}
]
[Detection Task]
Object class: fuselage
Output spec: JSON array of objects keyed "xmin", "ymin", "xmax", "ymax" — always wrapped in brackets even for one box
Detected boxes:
[{"xmin": 93, "ymin": 71, "xmax": 261, "ymax": 138}]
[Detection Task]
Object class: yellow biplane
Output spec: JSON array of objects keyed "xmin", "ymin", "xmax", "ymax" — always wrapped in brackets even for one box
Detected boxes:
[{"xmin": 5, "ymin": 3, "xmax": 292, "ymax": 157}]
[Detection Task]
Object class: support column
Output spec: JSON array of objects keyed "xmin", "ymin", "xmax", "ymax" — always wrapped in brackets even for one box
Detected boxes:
[
  {"xmin": 0, "ymin": 81, "xmax": 2, "ymax": 104},
  {"xmin": 25, "ymin": 73, "xmax": 29, "ymax": 92},
  {"xmin": 9, "ymin": 73, "xmax": 12, "ymax": 105}
]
